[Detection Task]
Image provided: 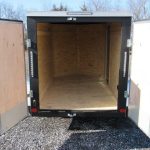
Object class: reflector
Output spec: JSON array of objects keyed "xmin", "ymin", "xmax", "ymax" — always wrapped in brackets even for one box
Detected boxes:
[
  {"xmin": 31, "ymin": 108, "xmax": 37, "ymax": 113},
  {"xmin": 119, "ymin": 108, "xmax": 126, "ymax": 113}
]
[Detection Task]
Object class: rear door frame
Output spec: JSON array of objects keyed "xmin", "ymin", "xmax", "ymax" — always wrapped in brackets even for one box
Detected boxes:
[{"xmin": 27, "ymin": 16, "xmax": 131, "ymax": 117}]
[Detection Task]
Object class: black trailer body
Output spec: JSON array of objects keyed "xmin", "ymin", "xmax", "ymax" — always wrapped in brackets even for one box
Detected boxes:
[{"xmin": 27, "ymin": 11, "xmax": 131, "ymax": 118}]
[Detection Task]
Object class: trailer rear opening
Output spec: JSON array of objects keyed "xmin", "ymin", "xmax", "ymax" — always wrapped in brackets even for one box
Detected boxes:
[{"xmin": 37, "ymin": 23, "xmax": 121, "ymax": 110}]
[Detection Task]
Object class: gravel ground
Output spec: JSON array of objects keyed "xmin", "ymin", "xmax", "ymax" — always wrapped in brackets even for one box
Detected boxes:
[{"xmin": 0, "ymin": 116, "xmax": 150, "ymax": 150}]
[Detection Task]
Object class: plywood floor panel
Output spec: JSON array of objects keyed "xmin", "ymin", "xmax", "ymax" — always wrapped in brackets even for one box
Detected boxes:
[{"xmin": 40, "ymin": 76, "xmax": 117, "ymax": 110}]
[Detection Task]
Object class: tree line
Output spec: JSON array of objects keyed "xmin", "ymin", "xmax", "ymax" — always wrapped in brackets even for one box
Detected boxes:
[{"xmin": 0, "ymin": 0, "xmax": 150, "ymax": 21}]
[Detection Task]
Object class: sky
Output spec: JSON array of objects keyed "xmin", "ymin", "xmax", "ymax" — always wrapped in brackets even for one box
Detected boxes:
[
  {"xmin": 0, "ymin": 0, "xmax": 128, "ymax": 11},
  {"xmin": 0, "ymin": 0, "xmax": 86, "ymax": 10}
]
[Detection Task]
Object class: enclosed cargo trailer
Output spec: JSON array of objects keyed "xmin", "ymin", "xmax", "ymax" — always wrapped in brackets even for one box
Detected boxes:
[{"xmin": 27, "ymin": 11, "xmax": 131, "ymax": 117}]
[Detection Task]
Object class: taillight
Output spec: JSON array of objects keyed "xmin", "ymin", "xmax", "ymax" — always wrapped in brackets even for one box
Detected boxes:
[
  {"xmin": 31, "ymin": 108, "xmax": 38, "ymax": 113},
  {"xmin": 119, "ymin": 108, "xmax": 126, "ymax": 113}
]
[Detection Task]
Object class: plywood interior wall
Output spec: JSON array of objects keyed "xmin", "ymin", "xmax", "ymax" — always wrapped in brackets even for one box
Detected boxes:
[
  {"xmin": 77, "ymin": 24, "xmax": 106, "ymax": 79},
  {"xmin": 37, "ymin": 23, "xmax": 121, "ymax": 100},
  {"xmin": 37, "ymin": 23, "xmax": 53, "ymax": 100},
  {"xmin": 52, "ymin": 25, "xmax": 77, "ymax": 77},
  {"xmin": 37, "ymin": 23, "xmax": 106, "ymax": 80},
  {"xmin": 108, "ymin": 23, "xmax": 122, "ymax": 98},
  {"xmin": 52, "ymin": 24, "xmax": 106, "ymax": 78},
  {"xmin": 0, "ymin": 21, "xmax": 26, "ymax": 114}
]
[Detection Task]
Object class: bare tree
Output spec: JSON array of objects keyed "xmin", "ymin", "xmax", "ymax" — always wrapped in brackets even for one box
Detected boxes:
[
  {"xmin": 80, "ymin": 2, "xmax": 89, "ymax": 11},
  {"xmin": 0, "ymin": 2, "xmax": 25, "ymax": 21},
  {"xmin": 81, "ymin": 0, "xmax": 130, "ymax": 12},
  {"xmin": 88, "ymin": 0, "xmax": 112, "ymax": 11},
  {"xmin": 52, "ymin": 3, "xmax": 68, "ymax": 11},
  {"xmin": 91, "ymin": 0, "xmax": 105, "ymax": 11},
  {"xmin": 128, "ymin": 0, "xmax": 150, "ymax": 20}
]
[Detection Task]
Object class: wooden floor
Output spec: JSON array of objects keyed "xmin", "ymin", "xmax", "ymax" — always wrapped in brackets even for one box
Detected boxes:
[{"xmin": 40, "ymin": 75, "xmax": 117, "ymax": 110}]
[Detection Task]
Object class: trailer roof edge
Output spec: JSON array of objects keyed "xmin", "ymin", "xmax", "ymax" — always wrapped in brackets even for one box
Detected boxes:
[
  {"xmin": 134, "ymin": 19, "xmax": 150, "ymax": 24},
  {"xmin": 27, "ymin": 11, "xmax": 132, "ymax": 17}
]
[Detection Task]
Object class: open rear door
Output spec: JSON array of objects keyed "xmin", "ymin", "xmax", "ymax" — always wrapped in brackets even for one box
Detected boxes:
[
  {"xmin": 129, "ymin": 21, "xmax": 150, "ymax": 138},
  {"xmin": 0, "ymin": 20, "xmax": 27, "ymax": 135}
]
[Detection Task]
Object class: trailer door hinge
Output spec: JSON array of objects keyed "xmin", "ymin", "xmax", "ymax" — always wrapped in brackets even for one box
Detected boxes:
[
  {"xmin": 127, "ymin": 39, "xmax": 132, "ymax": 48},
  {"xmin": 29, "ymin": 90, "xmax": 33, "ymax": 98},
  {"xmin": 26, "ymin": 39, "xmax": 31, "ymax": 48},
  {"xmin": 124, "ymin": 91, "xmax": 128, "ymax": 99}
]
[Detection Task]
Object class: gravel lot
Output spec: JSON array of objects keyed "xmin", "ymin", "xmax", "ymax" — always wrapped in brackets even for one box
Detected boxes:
[{"xmin": 0, "ymin": 116, "xmax": 150, "ymax": 150}]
